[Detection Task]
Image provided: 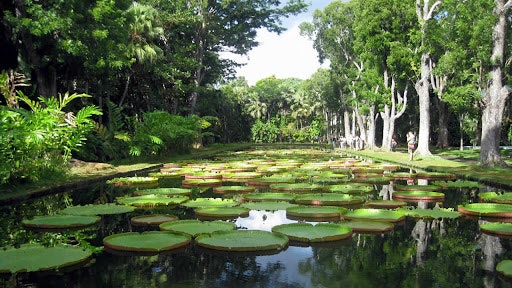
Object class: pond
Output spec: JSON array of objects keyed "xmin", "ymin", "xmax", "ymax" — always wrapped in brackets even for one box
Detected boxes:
[{"xmin": 1, "ymin": 148, "xmax": 512, "ymax": 288}]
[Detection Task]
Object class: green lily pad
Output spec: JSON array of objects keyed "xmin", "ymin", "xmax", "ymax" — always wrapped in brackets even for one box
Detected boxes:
[
  {"xmin": 159, "ymin": 220, "xmax": 236, "ymax": 237},
  {"xmin": 415, "ymin": 172, "xmax": 456, "ymax": 180},
  {"xmin": 116, "ymin": 195, "xmax": 189, "ymax": 207},
  {"xmin": 458, "ymin": 203, "xmax": 512, "ymax": 217},
  {"xmin": 352, "ymin": 176, "xmax": 391, "ymax": 184},
  {"xmin": 222, "ymin": 172, "xmax": 262, "ymax": 181},
  {"xmin": 61, "ymin": 204, "xmax": 135, "ymax": 215},
  {"xmin": 247, "ymin": 177, "xmax": 296, "ymax": 187},
  {"xmin": 286, "ymin": 205, "xmax": 347, "ymax": 219},
  {"xmin": 195, "ymin": 230, "xmax": 288, "ymax": 252},
  {"xmin": 479, "ymin": 222, "xmax": 512, "ymax": 237},
  {"xmin": 269, "ymin": 183, "xmax": 324, "ymax": 193},
  {"xmin": 396, "ymin": 206, "xmax": 462, "ymax": 219},
  {"xmin": 131, "ymin": 214, "xmax": 178, "ymax": 226},
  {"xmin": 184, "ymin": 172, "xmax": 222, "ymax": 180},
  {"xmin": 103, "ymin": 231, "xmax": 191, "ymax": 252},
  {"xmin": 242, "ymin": 192, "xmax": 296, "ymax": 202},
  {"xmin": 241, "ymin": 201, "xmax": 298, "ymax": 211},
  {"xmin": 479, "ymin": 192, "xmax": 512, "ymax": 204},
  {"xmin": 395, "ymin": 185, "xmax": 441, "ymax": 191},
  {"xmin": 343, "ymin": 208, "xmax": 405, "ymax": 223},
  {"xmin": 181, "ymin": 198, "xmax": 237, "ymax": 208},
  {"xmin": 324, "ymin": 184, "xmax": 374, "ymax": 194},
  {"xmin": 194, "ymin": 207, "xmax": 250, "ymax": 219},
  {"xmin": 392, "ymin": 191, "xmax": 445, "ymax": 201},
  {"xmin": 390, "ymin": 172, "xmax": 416, "ymax": 180},
  {"xmin": 272, "ymin": 223, "xmax": 352, "ymax": 243},
  {"xmin": 213, "ymin": 185, "xmax": 256, "ymax": 194},
  {"xmin": 181, "ymin": 178, "xmax": 223, "ymax": 187},
  {"xmin": 294, "ymin": 193, "xmax": 364, "ymax": 206},
  {"xmin": 497, "ymin": 260, "xmax": 512, "ymax": 278},
  {"xmin": 365, "ymin": 200, "xmax": 407, "ymax": 209},
  {"xmin": 106, "ymin": 176, "xmax": 159, "ymax": 186},
  {"xmin": 432, "ymin": 180, "xmax": 484, "ymax": 189},
  {"xmin": 0, "ymin": 244, "xmax": 92, "ymax": 273},
  {"xmin": 22, "ymin": 215, "xmax": 101, "ymax": 229},
  {"xmin": 147, "ymin": 171, "xmax": 183, "ymax": 178},
  {"xmin": 341, "ymin": 220, "xmax": 395, "ymax": 234},
  {"xmin": 133, "ymin": 188, "xmax": 192, "ymax": 197}
]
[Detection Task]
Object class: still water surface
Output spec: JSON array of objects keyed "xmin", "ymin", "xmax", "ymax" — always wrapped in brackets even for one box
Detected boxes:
[{"xmin": 1, "ymin": 153, "xmax": 512, "ymax": 288}]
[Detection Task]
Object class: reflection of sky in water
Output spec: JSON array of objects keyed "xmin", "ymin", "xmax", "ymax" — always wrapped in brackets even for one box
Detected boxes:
[{"xmin": 234, "ymin": 210, "xmax": 316, "ymax": 287}]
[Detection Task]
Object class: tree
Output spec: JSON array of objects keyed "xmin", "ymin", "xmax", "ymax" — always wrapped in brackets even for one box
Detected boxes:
[{"xmin": 479, "ymin": 0, "xmax": 512, "ymax": 166}]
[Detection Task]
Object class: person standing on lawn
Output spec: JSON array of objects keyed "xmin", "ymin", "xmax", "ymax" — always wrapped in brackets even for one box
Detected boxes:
[{"xmin": 407, "ymin": 131, "xmax": 416, "ymax": 161}]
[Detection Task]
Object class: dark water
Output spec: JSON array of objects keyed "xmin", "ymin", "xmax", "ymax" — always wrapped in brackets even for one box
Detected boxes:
[{"xmin": 2, "ymin": 159, "xmax": 512, "ymax": 288}]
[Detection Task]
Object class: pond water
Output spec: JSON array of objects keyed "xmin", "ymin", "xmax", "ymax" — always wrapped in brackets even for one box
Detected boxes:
[{"xmin": 1, "ymin": 149, "xmax": 512, "ymax": 288}]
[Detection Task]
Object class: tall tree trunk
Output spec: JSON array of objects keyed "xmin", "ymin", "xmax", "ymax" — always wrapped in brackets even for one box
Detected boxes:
[
  {"xmin": 479, "ymin": 0, "xmax": 511, "ymax": 166},
  {"xmin": 381, "ymin": 76, "xmax": 408, "ymax": 151},
  {"xmin": 435, "ymin": 97, "xmax": 449, "ymax": 148},
  {"xmin": 343, "ymin": 106, "xmax": 351, "ymax": 138},
  {"xmin": 367, "ymin": 104, "xmax": 377, "ymax": 150}
]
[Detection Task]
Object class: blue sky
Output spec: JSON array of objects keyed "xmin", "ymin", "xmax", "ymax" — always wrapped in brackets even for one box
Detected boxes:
[{"xmin": 225, "ymin": 0, "xmax": 333, "ymax": 85}]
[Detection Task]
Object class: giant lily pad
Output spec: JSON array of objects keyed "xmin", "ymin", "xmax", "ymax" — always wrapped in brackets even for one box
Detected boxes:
[
  {"xmin": 458, "ymin": 203, "xmax": 512, "ymax": 218},
  {"xmin": 159, "ymin": 220, "xmax": 236, "ymax": 237},
  {"xmin": 479, "ymin": 192, "xmax": 512, "ymax": 204},
  {"xmin": 479, "ymin": 222, "xmax": 512, "ymax": 237},
  {"xmin": 22, "ymin": 215, "xmax": 101, "ymax": 229},
  {"xmin": 213, "ymin": 185, "xmax": 256, "ymax": 194},
  {"xmin": 103, "ymin": 231, "xmax": 191, "ymax": 253},
  {"xmin": 433, "ymin": 180, "xmax": 484, "ymax": 189},
  {"xmin": 181, "ymin": 179, "xmax": 223, "ymax": 187},
  {"xmin": 395, "ymin": 184, "xmax": 441, "ymax": 191},
  {"xmin": 396, "ymin": 206, "xmax": 462, "ymax": 219},
  {"xmin": 0, "ymin": 244, "xmax": 92, "ymax": 273},
  {"xmin": 106, "ymin": 176, "xmax": 159, "ymax": 187},
  {"xmin": 181, "ymin": 198, "xmax": 237, "ymax": 208},
  {"xmin": 269, "ymin": 183, "xmax": 324, "ymax": 193},
  {"xmin": 324, "ymin": 184, "xmax": 374, "ymax": 194},
  {"xmin": 272, "ymin": 223, "xmax": 352, "ymax": 243},
  {"xmin": 61, "ymin": 204, "xmax": 135, "ymax": 215},
  {"xmin": 365, "ymin": 200, "xmax": 407, "ymax": 209},
  {"xmin": 242, "ymin": 192, "xmax": 296, "ymax": 202},
  {"xmin": 415, "ymin": 172, "xmax": 456, "ymax": 180},
  {"xmin": 184, "ymin": 172, "xmax": 222, "ymax": 180},
  {"xmin": 131, "ymin": 214, "xmax": 178, "ymax": 226},
  {"xmin": 286, "ymin": 206, "xmax": 347, "ymax": 219},
  {"xmin": 392, "ymin": 191, "xmax": 445, "ymax": 202},
  {"xmin": 341, "ymin": 220, "xmax": 395, "ymax": 234},
  {"xmin": 497, "ymin": 260, "xmax": 512, "ymax": 278},
  {"xmin": 343, "ymin": 208, "xmax": 405, "ymax": 223},
  {"xmin": 194, "ymin": 207, "xmax": 250, "ymax": 219},
  {"xmin": 116, "ymin": 195, "xmax": 189, "ymax": 207},
  {"xmin": 241, "ymin": 201, "xmax": 298, "ymax": 211},
  {"xmin": 222, "ymin": 172, "xmax": 262, "ymax": 181},
  {"xmin": 247, "ymin": 177, "xmax": 296, "ymax": 187},
  {"xmin": 195, "ymin": 230, "xmax": 288, "ymax": 252},
  {"xmin": 293, "ymin": 193, "xmax": 364, "ymax": 206},
  {"xmin": 133, "ymin": 188, "xmax": 192, "ymax": 197}
]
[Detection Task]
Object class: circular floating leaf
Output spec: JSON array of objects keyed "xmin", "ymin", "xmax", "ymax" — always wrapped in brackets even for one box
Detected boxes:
[
  {"xmin": 241, "ymin": 201, "xmax": 298, "ymax": 211},
  {"xmin": 433, "ymin": 180, "xmax": 483, "ymax": 189},
  {"xmin": 479, "ymin": 192, "xmax": 512, "ymax": 204},
  {"xmin": 22, "ymin": 215, "xmax": 101, "ymax": 229},
  {"xmin": 352, "ymin": 176, "xmax": 391, "ymax": 184},
  {"xmin": 148, "ymin": 172, "xmax": 183, "ymax": 178},
  {"xmin": 184, "ymin": 172, "xmax": 222, "ymax": 180},
  {"xmin": 106, "ymin": 176, "xmax": 159, "ymax": 186},
  {"xmin": 344, "ymin": 208, "xmax": 405, "ymax": 223},
  {"xmin": 390, "ymin": 172, "xmax": 416, "ymax": 180},
  {"xmin": 0, "ymin": 244, "xmax": 92, "ymax": 273},
  {"xmin": 160, "ymin": 220, "xmax": 236, "ymax": 237},
  {"xmin": 242, "ymin": 192, "xmax": 296, "ymax": 202},
  {"xmin": 269, "ymin": 183, "xmax": 324, "ymax": 193},
  {"xmin": 395, "ymin": 185, "xmax": 441, "ymax": 191},
  {"xmin": 480, "ymin": 222, "xmax": 512, "ymax": 237},
  {"xmin": 324, "ymin": 184, "xmax": 374, "ymax": 194},
  {"xmin": 213, "ymin": 185, "xmax": 256, "ymax": 194},
  {"xmin": 286, "ymin": 206, "xmax": 347, "ymax": 219},
  {"xmin": 341, "ymin": 220, "xmax": 395, "ymax": 234},
  {"xmin": 497, "ymin": 260, "xmax": 512, "ymax": 278},
  {"xmin": 294, "ymin": 193, "xmax": 364, "ymax": 206},
  {"xmin": 458, "ymin": 203, "xmax": 512, "ymax": 218},
  {"xmin": 396, "ymin": 207, "xmax": 462, "ymax": 219},
  {"xmin": 133, "ymin": 188, "xmax": 192, "ymax": 197},
  {"xmin": 415, "ymin": 172, "xmax": 456, "ymax": 180},
  {"xmin": 195, "ymin": 230, "xmax": 288, "ymax": 252},
  {"xmin": 222, "ymin": 172, "xmax": 262, "ymax": 181},
  {"xmin": 194, "ymin": 207, "xmax": 250, "ymax": 219},
  {"xmin": 272, "ymin": 223, "xmax": 352, "ymax": 243},
  {"xmin": 182, "ymin": 179, "xmax": 222, "ymax": 187},
  {"xmin": 247, "ymin": 177, "xmax": 296, "ymax": 187},
  {"xmin": 116, "ymin": 195, "xmax": 189, "ymax": 207},
  {"xmin": 61, "ymin": 204, "xmax": 135, "ymax": 216},
  {"xmin": 131, "ymin": 214, "xmax": 178, "ymax": 226},
  {"xmin": 365, "ymin": 200, "xmax": 407, "ymax": 209},
  {"xmin": 392, "ymin": 191, "xmax": 445, "ymax": 202},
  {"xmin": 103, "ymin": 231, "xmax": 191, "ymax": 252},
  {"xmin": 181, "ymin": 198, "xmax": 237, "ymax": 208}
]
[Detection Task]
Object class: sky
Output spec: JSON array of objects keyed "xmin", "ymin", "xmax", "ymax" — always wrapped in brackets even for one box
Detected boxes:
[{"xmin": 224, "ymin": 0, "xmax": 332, "ymax": 86}]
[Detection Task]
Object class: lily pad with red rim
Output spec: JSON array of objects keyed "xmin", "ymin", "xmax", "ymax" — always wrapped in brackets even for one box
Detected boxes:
[
  {"xmin": 392, "ymin": 191, "xmax": 445, "ymax": 202},
  {"xmin": 341, "ymin": 220, "xmax": 395, "ymax": 234},
  {"xmin": 293, "ymin": 193, "xmax": 364, "ymax": 206},
  {"xmin": 181, "ymin": 197, "xmax": 237, "ymax": 208},
  {"xmin": 181, "ymin": 178, "xmax": 223, "ymax": 188},
  {"xmin": 241, "ymin": 201, "xmax": 298, "ymax": 211},
  {"xmin": 131, "ymin": 214, "xmax": 178, "ymax": 226},
  {"xmin": 61, "ymin": 204, "xmax": 135, "ymax": 216},
  {"xmin": 286, "ymin": 205, "xmax": 347, "ymax": 219},
  {"xmin": 194, "ymin": 207, "xmax": 250, "ymax": 220},
  {"xmin": 272, "ymin": 223, "xmax": 352, "ymax": 243},
  {"xmin": 479, "ymin": 222, "xmax": 512, "ymax": 237},
  {"xmin": 396, "ymin": 206, "xmax": 461, "ymax": 219},
  {"xmin": 116, "ymin": 195, "xmax": 189, "ymax": 207},
  {"xmin": 213, "ymin": 185, "xmax": 256, "ymax": 194},
  {"xmin": 365, "ymin": 200, "xmax": 407, "ymax": 209},
  {"xmin": 497, "ymin": 260, "xmax": 512, "ymax": 278},
  {"xmin": 458, "ymin": 203, "xmax": 512, "ymax": 218},
  {"xmin": 242, "ymin": 192, "xmax": 296, "ymax": 202},
  {"xmin": 479, "ymin": 192, "xmax": 512, "ymax": 204},
  {"xmin": 195, "ymin": 230, "xmax": 288, "ymax": 252},
  {"xmin": 22, "ymin": 215, "xmax": 101, "ymax": 229},
  {"xmin": 395, "ymin": 184, "xmax": 441, "ymax": 191},
  {"xmin": 133, "ymin": 187, "xmax": 192, "ymax": 197},
  {"xmin": 159, "ymin": 219, "xmax": 236, "ymax": 237},
  {"xmin": 103, "ymin": 231, "xmax": 191, "ymax": 253},
  {"xmin": 269, "ymin": 183, "xmax": 324, "ymax": 193},
  {"xmin": 343, "ymin": 208, "xmax": 405, "ymax": 223}
]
